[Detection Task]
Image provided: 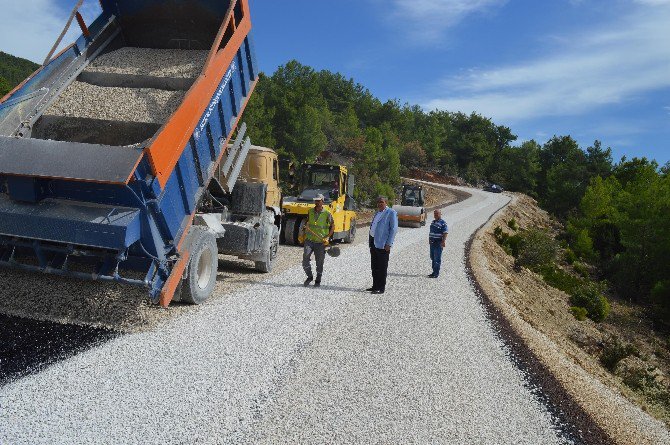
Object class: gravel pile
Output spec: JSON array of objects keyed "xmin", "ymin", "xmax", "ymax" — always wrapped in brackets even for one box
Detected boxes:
[
  {"xmin": 44, "ymin": 81, "xmax": 185, "ymax": 124},
  {"xmin": 87, "ymin": 47, "xmax": 208, "ymax": 78},
  {"xmin": 0, "ymin": 244, "xmax": 311, "ymax": 333},
  {"xmin": 0, "ymin": 189, "xmax": 572, "ymax": 444}
]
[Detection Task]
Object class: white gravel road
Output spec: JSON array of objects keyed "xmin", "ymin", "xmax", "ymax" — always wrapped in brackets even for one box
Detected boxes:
[{"xmin": 0, "ymin": 188, "xmax": 572, "ymax": 444}]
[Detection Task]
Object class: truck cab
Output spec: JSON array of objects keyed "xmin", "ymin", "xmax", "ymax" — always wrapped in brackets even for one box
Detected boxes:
[{"xmin": 238, "ymin": 145, "xmax": 281, "ymax": 210}]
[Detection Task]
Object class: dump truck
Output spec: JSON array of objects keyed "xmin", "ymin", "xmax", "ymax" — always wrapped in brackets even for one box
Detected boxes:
[
  {"xmin": 395, "ymin": 183, "xmax": 427, "ymax": 228},
  {"xmin": 0, "ymin": 0, "xmax": 267, "ymax": 306},
  {"xmin": 281, "ymin": 164, "xmax": 356, "ymax": 246}
]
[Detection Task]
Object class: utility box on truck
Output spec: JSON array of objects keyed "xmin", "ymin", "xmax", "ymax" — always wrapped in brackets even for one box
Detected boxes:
[{"xmin": 0, "ymin": 0, "xmax": 267, "ymax": 306}]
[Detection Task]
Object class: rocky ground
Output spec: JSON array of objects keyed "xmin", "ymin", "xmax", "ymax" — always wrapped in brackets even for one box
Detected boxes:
[
  {"xmin": 6, "ymin": 186, "xmax": 667, "ymax": 444},
  {"xmin": 470, "ymin": 192, "xmax": 670, "ymax": 445}
]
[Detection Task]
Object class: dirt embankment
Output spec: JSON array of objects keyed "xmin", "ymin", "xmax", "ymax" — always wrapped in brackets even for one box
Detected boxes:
[{"xmin": 470, "ymin": 193, "xmax": 670, "ymax": 445}]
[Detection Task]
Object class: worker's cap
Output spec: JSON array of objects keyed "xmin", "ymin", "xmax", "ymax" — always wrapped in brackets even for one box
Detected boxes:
[
  {"xmin": 313, "ymin": 194, "xmax": 325, "ymax": 201},
  {"xmin": 327, "ymin": 246, "xmax": 341, "ymax": 257}
]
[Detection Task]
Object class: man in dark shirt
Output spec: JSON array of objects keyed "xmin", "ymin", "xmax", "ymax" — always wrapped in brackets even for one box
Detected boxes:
[{"xmin": 428, "ymin": 209, "xmax": 449, "ymax": 278}]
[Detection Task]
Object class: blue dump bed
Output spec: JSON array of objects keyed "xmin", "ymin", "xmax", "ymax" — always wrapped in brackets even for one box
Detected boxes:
[{"xmin": 0, "ymin": 0, "xmax": 258, "ymax": 306}]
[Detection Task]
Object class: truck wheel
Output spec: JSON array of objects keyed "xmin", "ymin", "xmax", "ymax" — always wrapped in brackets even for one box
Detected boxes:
[
  {"xmin": 343, "ymin": 219, "xmax": 356, "ymax": 244},
  {"xmin": 283, "ymin": 217, "xmax": 297, "ymax": 245},
  {"xmin": 182, "ymin": 228, "xmax": 218, "ymax": 305},
  {"xmin": 279, "ymin": 219, "xmax": 286, "ymax": 244},
  {"xmin": 283, "ymin": 217, "xmax": 303, "ymax": 246},
  {"xmin": 255, "ymin": 227, "xmax": 279, "ymax": 273}
]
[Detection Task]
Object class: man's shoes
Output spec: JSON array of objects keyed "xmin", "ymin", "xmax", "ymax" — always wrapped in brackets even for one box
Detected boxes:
[
  {"xmin": 427, "ymin": 274, "xmax": 438, "ymax": 278},
  {"xmin": 314, "ymin": 275, "xmax": 321, "ymax": 287},
  {"xmin": 304, "ymin": 276, "xmax": 313, "ymax": 287},
  {"xmin": 371, "ymin": 289, "xmax": 384, "ymax": 294},
  {"xmin": 365, "ymin": 287, "xmax": 376, "ymax": 292}
]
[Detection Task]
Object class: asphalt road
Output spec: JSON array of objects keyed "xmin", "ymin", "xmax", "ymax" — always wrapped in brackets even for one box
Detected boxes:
[{"xmin": 0, "ymin": 188, "xmax": 573, "ymax": 444}]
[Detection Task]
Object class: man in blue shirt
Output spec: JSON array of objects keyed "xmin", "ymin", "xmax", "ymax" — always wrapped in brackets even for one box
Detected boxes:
[
  {"xmin": 367, "ymin": 196, "xmax": 399, "ymax": 294},
  {"xmin": 428, "ymin": 209, "xmax": 449, "ymax": 278}
]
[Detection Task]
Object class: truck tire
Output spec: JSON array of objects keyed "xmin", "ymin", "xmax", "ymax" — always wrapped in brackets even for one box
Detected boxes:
[
  {"xmin": 181, "ymin": 228, "xmax": 218, "ymax": 305},
  {"xmin": 343, "ymin": 219, "xmax": 356, "ymax": 244},
  {"xmin": 255, "ymin": 226, "xmax": 279, "ymax": 273},
  {"xmin": 279, "ymin": 218, "xmax": 286, "ymax": 244},
  {"xmin": 283, "ymin": 216, "xmax": 303, "ymax": 246}
]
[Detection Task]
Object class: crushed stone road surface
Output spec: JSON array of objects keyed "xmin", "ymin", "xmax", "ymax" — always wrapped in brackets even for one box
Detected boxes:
[{"xmin": 0, "ymin": 188, "xmax": 572, "ymax": 444}]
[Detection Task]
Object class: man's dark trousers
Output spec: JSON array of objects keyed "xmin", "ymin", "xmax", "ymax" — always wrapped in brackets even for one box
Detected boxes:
[
  {"xmin": 369, "ymin": 235, "xmax": 390, "ymax": 291},
  {"xmin": 430, "ymin": 242, "xmax": 443, "ymax": 277}
]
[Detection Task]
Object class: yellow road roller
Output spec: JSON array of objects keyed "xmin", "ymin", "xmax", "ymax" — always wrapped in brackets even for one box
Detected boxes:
[
  {"xmin": 281, "ymin": 164, "xmax": 357, "ymax": 245},
  {"xmin": 395, "ymin": 184, "xmax": 427, "ymax": 228}
]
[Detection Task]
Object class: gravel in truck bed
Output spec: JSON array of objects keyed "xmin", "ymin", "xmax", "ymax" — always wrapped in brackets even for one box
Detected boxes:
[
  {"xmin": 44, "ymin": 81, "xmax": 185, "ymax": 124},
  {"xmin": 86, "ymin": 47, "xmax": 209, "ymax": 78}
]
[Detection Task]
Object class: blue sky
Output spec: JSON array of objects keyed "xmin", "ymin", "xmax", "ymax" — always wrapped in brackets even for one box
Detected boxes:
[{"xmin": 2, "ymin": 0, "xmax": 668, "ymax": 165}]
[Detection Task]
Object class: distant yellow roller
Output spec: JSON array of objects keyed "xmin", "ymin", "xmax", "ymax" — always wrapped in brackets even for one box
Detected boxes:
[
  {"xmin": 395, "ymin": 184, "xmax": 427, "ymax": 228},
  {"xmin": 395, "ymin": 205, "xmax": 426, "ymax": 228}
]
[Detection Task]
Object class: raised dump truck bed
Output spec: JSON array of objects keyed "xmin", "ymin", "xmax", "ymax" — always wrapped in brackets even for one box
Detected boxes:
[{"xmin": 0, "ymin": 0, "xmax": 261, "ymax": 306}]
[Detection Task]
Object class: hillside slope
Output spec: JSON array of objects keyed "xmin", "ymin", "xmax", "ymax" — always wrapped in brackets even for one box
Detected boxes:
[
  {"xmin": 471, "ymin": 193, "xmax": 670, "ymax": 445},
  {"xmin": 0, "ymin": 51, "xmax": 39, "ymax": 96}
]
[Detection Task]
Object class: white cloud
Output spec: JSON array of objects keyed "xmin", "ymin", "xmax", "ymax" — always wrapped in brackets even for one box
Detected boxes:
[
  {"xmin": 384, "ymin": 0, "xmax": 507, "ymax": 43},
  {"xmin": 0, "ymin": 0, "xmax": 102, "ymax": 63},
  {"xmin": 423, "ymin": 4, "xmax": 670, "ymax": 123},
  {"xmin": 634, "ymin": 0, "xmax": 670, "ymax": 4}
]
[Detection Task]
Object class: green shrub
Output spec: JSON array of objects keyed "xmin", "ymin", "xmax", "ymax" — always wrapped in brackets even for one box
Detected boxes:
[
  {"xmin": 573, "ymin": 261, "xmax": 590, "ymax": 278},
  {"xmin": 494, "ymin": 226, "xmax": 507, "ymax": 243},
  {"xmin": 507, "ymin": 218, "xmax": 519, "ymax": 231},
  {"xmin": 494, "ymin": 227, "xmax": 523, "ymax": 257},
  {"xmin": 540, "ymin": 265, "xmax": 585, "ymax": 295},
  {"xmin": 570, "ymin": 283, "xmax": 610, "ymax": 322},
  {"xmin": 507, "ymin": 234, "xmax": 523, "ymax": 258},
  {"xmin": 570, "ymin": 306, "xmax": 588, "ymax": 321},
  {"xmin": 621, "ymin": 365, "xmax": 658, "ymax": 391},
  {"xmin": 572, "ymin": 228, "xmax": 596, "ymax": 261},
  {"xmin": 600, "ymin": 338, "xmax": 638, "ymax": 372},
  {"xmin": 515, "ymin": 228, "xmax": 557, "ymax": 269},
  {"xmin": 564, "ymin": 248, "xmax": 577, "ymax": 265}
]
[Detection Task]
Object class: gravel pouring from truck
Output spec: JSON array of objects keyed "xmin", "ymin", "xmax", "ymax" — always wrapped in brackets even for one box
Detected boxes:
[{"xmin": 0, "ymin": 0, "xmax": 261, "ymax": 307}]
